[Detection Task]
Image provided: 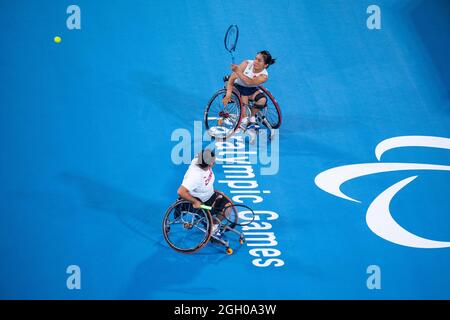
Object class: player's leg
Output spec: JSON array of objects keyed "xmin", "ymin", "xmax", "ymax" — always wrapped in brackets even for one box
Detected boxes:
[
  {"xmin": 247, "ymin": 90, "xmax": 267, "ymax": 129},
  {"xmin": 203, "ymin": 193, "xmax": 223, "ymax": 235}
]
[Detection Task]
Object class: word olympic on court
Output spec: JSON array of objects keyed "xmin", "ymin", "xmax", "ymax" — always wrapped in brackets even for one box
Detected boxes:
[
  {"xmin": 171, "ymin": 122, "xmax": 284, "ymax": 267},
  {"xmin": 214, "ymin": 134, "xmax": 285, "ymax": 267}
]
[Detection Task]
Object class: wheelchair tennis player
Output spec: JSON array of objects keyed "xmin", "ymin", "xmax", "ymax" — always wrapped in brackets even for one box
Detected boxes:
[
  {"xmin": 177, "ymin": 149, "xmax": 229, "ymax": 236},
  {"xmin": 222, "ymin": 50, "xmax": 276, "ymax": 130}
]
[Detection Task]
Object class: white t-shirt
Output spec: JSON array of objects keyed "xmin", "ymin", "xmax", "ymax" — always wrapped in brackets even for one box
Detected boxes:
[
  {"xmin": 235, "ymin": 60, "xmax": 269, "ymax": 88},
  {"xmin": 181, "ymin": 158, "xmax": 215, "ymax": 202}
]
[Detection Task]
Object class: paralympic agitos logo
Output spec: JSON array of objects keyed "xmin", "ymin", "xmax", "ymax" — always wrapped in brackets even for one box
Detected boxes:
[{"xmin": 315, "ymin": 136, "xmax": 450, "ymax": 249}]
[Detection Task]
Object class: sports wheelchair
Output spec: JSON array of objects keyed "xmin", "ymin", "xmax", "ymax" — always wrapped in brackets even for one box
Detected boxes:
[
  {"xmin": 162, "ymin": 191, "xmax": 253, "ymax": 255},
  {"xmin": 204, "ymin": 76, "xmax": 282, "ymax": 140}
]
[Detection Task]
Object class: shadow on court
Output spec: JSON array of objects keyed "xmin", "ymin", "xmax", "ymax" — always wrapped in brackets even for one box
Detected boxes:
[
  {"xmin": 61, "ymin": 173, "xmax": 163, "ymax": 243},
  {"xmin": 408, "ymin": 0, "xmax": 450, "ymax": 101},
  {"xmin": 61, "ymin": 172, "xmax": 231, "ymax": 298}
]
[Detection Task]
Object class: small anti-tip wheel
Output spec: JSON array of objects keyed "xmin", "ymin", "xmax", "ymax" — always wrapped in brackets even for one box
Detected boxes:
[
  {"xmin": 226, "ymin": 248, "xmax": 233, "ymax": 255},
  {"xmin": 239, "ymin": 238, "xmax": 245, "ymax": 245}
]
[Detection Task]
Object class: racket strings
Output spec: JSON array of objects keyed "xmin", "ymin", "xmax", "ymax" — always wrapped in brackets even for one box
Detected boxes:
[{"xmin": 224, "ymin": 25, "xmax": 239, "ymax": 52}]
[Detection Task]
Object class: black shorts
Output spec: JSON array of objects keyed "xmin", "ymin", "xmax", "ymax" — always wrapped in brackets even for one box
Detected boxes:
[
  {"xmin": 203, "ymin": 191, "xmax": 230, "ymax": 216},
  {"xmin": 179, "ymin": 192, "xmax": 230, "ymax": 216},
  {"xmin": 234, "ymin": 84, "xmax": 259, "ymax": 97}
]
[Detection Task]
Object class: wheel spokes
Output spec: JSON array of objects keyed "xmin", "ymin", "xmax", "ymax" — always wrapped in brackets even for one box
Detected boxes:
[
  {"xmin": 164, "ymin": 206, "xmax": 211, "ymax": 251},
  {"xmin": 206, "ymin": 93, "xmax": 241, "ymax": 138}
]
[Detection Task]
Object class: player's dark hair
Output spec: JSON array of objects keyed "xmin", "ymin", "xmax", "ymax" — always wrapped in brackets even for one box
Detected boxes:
[
  {"xmin": 197, "ymin": 149, "xmax": 216, "ymax": 169},
  {"xmin": 258, "ymin": 50, "xmax": 276, "ymax": 67}
]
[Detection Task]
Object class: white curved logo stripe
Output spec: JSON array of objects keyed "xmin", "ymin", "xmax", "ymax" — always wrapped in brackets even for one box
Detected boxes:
[
  {"xmin": 315, "ymin": 135, "xmax": 450, "ymax": 249},
  {"xmin": 366, "ymin": 176, "xmax": 450, "ymax": 248},
  {"xmin": 375, "ymin": 136, "xmax": 450, "ymax": 161},
  {"xmin": 315, "ymin": 163, "xmax": 450, "ymax": 203}
]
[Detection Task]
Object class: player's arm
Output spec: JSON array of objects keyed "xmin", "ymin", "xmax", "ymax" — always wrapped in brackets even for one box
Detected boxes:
[
  {"xmin": 223, "ymin": 60, "xmax": 249, "ymax": 105},
  {"xmin": 177, "ymin": 185, "xmax": 202, "ymax": 208},
  {"xmin": 225, "ymin": 73, "xmax": 238, "ymax": 97},
  {"xmin": 226, "ymin": 61, "xmax": 248, "ymax": 93},
  {"xmin": 234, "ymin": 64, "xmax": 268, "ymax": 86},
  {"xmin": 241, "ymin": 74, "xmax": 268, "ymax": 86}
]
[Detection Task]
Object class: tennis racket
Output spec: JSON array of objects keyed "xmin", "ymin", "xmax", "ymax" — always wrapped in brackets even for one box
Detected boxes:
[{"xmin": 224, "ymin": 24, "xmax": 239, "ymax": 64}]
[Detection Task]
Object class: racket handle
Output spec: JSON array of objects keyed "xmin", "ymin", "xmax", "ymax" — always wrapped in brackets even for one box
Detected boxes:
[{"xmin": 200, "ymin": 204, "xmax": 212, "ymax": 210}]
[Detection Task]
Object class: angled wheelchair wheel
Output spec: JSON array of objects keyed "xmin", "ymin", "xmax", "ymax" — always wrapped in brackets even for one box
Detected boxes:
[
  {"xmin": 205, "ymin": 89, "xmax": 242, "ymax": 139},
  {"xmin": 258, "ymin": 86, "xmax": 282, "ymax": 129},
  {"xmin": 162, "ymin": 200, "xmax": 213, "ymax": 254}
]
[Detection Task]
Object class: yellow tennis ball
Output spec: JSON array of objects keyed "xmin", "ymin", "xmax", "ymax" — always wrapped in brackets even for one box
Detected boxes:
[{"xmin": 54, "ymin": 36, "xmax": 61, "ymax": 43}]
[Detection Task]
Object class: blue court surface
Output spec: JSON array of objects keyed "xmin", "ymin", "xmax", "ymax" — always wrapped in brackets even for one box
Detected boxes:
[{"xmin": 1, "ymin": 0, "xmax": 449, "ymax": 299}]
